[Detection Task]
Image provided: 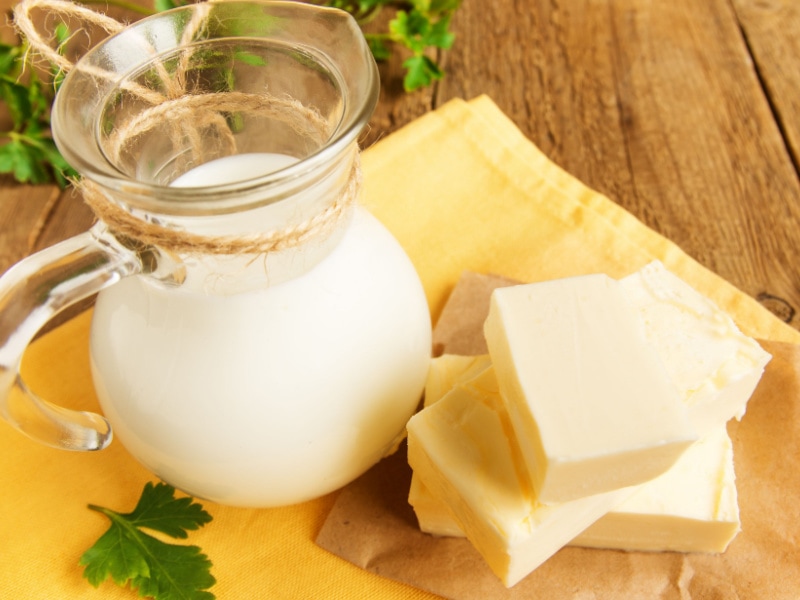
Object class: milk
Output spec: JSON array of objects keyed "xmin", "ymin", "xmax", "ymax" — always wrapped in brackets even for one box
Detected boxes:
[
  {"xmin": 89, "ymin": 153, "xmax": 432, "ymax": 506},
  {"xmin": 170, "ymin": 153, "xmax": 299, "ymax": 186}
]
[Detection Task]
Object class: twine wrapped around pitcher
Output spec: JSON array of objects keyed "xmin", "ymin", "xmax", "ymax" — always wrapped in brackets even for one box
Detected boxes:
[{"xmin": 13, "ymin": 0, "xmax": 362, "ymax": 256}]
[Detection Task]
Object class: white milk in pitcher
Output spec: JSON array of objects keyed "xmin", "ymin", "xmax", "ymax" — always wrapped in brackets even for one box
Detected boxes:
[{"xmin": 89, "ymin": 153, "xmax": 432, "ymax": 506}]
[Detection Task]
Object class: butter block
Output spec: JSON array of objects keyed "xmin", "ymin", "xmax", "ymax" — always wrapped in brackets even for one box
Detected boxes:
[
  {"xmin": 423, "ymin": 354, "xmax": 492, "ymax": 407},
  {"xmin": 571, "ymin": 426, "xmax": 739, "ymax": 552},
  {"xmin": 410, "ymin": 354, "xmax": 492, "ymax": 537},
  {"xmin": 408, "ymin": 475, "xmax": 465, "ymax": 537},
  {"xmin": 406, "ymin": 366, "xmax": 632, "ymax": 587},
  {"xmin": 411, "ymin": 355, "xmax": 501, "ymax": 536},
  {"xmin": 621, "ymin": 261, "xmax": 771, "ymax": 435},
  {"xmin": 483, "ymin": 273, "xmax": 697, "ymax": 503},
  {"xmin": 411, "ymin": 424, "xmax": 740, "ymax": 555}
]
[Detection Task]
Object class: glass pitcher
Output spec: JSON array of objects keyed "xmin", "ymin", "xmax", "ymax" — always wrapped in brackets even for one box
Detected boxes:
[{"xmin": 0, "ymin": 1, "xmax": 431, "ymax": 507}]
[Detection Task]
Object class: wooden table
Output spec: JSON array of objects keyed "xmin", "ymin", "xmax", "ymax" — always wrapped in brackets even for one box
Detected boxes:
[{"xmin": 1, "ymin": 0, "xmax": 799, "ymax": 331}]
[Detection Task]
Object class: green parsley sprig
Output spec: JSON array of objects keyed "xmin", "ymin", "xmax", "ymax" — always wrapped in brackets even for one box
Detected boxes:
[
  {"xmin": 0, "ymin": 23, "xmax": 76, "ymax": 187},
  {"xmin": 312, "ymin": 0, "xmax": 462, "ymax": 92},
  {"xmin": 79, "ymin": 481, "xmax": 216, "ymax": 600}
]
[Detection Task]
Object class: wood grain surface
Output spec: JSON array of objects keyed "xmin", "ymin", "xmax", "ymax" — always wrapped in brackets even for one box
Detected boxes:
[{"xmin": 1, "ymin": 0, "xmax": 798, "ymax": 329}]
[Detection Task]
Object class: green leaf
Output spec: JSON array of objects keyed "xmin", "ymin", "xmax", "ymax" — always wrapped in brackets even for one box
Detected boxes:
[
  {"xmin": 0, "ymin": 137, "xmax": 51, "ymax": 184},
  {"xmin": 154, "ymin": 0, "xmax": 183, "ymax": 12},
  {"xmin": 35, "ymin": 136, "xmax": 78, "ymax": 187},
  {"xmin": 0, "ymin": 43, "xmax": 20, "ymax": 75},
  {"xmin": 0, "ymin": 76, "xmax": 33, "ymax": 131},
  {"xmin": 79, "ymin": 482, "xmax": 215, "ymax": 600},
  {"xmin": 80, "ymin": 528, "xmax": 151, "ymax": 587},
  {"xmin": 429, "ymin": 0, "xmax": 463, "ymax": 14},
  {"xmin": 365, "ymin": 34, "xmax": 392, "ymax": 61},
  {"xmin": 0, "ymin": 142, "xmax": 20, "ymax": 172},
  {"xmin": 127, "ymin": 480, "xmax": 213, "ymax": 538},
  {"xmin": 402, "ymin": 54, "xmax": 443, "ymax": 91},
  {"xmin": 426, "ymin": 15, "xmax": 455, "ymax": 50},
  {"xmin": 390, "ymin": 9, "xmax": 429, "ymax": 54},
  {"xmin": 0, "ymin": 132, "xmax": 75, "ymax": 188}
]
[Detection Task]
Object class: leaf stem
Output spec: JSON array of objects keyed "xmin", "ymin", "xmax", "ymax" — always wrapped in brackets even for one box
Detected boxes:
[{"xmin": 87, "ymin": 503, "xmax": 115, "ymax": 516}]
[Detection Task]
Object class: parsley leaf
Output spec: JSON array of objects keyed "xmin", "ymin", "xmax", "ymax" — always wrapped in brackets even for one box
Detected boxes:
[
  {"xmin": 402, "ymin": 54, "xmax": 443, "ymax": 91},
  {"xmin": 79, "ymin": 481, "xmax": 216, "ymax": 600},
  {"xmin": 385, "ymin": 3, "xmax": 461, "ymax": 91},
  {"xmin": 315, "ymin": 0, "xmax": 462, "ymax": 91},
  {"xmin": 0, "ymin": 35, "xmax": 77, "ymax": 187},
  {"xmin": 365, "ymin": 34, "xmax": 393, "ymax": 61}
]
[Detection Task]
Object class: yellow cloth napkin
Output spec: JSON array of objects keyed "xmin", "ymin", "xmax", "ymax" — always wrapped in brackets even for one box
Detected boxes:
[{"xmin": 1, "ymin": 96, "xmax": 796, "ymax": 599}]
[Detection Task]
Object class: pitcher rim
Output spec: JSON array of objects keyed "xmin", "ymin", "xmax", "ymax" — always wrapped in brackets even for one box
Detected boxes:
[{"xmin": 50, "ymin": 0, "xmax": 379, "ymax": 216}]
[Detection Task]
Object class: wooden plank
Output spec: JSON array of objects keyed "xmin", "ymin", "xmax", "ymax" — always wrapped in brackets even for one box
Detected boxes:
[
  {"xmin": 607, "ymin": 1, "xmax": 800, "ymax": 309},
  {"xmin": 0, "ymin": 180, "xmax": 94, "ymax": 275},
  {"xmin": 439, "ymin": 0, "xmax": 800, "ymax": 329},
  {"xmin": 0, "ymin": 180, "xmax": 61, "ymax": 273},
  {"xmin": 438, "ymin": 0, "xmax": 637, "ymax": 208},
  {"xmin": 733, "ymin": 0, "xmax": 800, "ymax": 170},
  {"xmin": 731, "ymin": 0, "xmax": 800, "ymax": 324},
  {"xmin": 30, "ymin": 187, "xmax": 95, "ymax": 253}
]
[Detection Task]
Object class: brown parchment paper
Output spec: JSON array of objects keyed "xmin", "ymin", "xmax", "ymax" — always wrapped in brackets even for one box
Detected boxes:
[{"xmin": 316, "ymin": 272, "xmax": 800, "ymax": 599}]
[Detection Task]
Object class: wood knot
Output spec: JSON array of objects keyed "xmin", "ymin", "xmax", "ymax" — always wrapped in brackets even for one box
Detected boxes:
[{"xmin": 756, "ymin": 292, "xmax": 796, "ymax": 324}]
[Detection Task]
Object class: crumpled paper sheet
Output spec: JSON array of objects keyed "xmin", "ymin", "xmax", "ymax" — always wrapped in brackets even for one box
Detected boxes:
[{"xmin": 316, "ymin": 272, "xmax": 800, "ymax": 600}]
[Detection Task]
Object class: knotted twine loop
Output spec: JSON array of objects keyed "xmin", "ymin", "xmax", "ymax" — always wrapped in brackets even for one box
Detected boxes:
[
  {"xmin": 14, "ymin": 0, "xmax": 124, "ymax": 73},
  {"xmin": 13, "ymin": 0, "xmax": 363, "ymax": 257}
]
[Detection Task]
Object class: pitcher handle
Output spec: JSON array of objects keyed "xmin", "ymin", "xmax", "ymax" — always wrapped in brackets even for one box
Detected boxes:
[{"xmin": 0, "ymin": 224, "xmax": 142, "ymax": 451}]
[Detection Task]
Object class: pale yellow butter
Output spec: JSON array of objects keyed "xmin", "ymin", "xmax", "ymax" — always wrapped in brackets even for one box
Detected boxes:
[
  {"xmin": 571, "ymin": 426, "xmax": 739, "ymax": 552},
  {"xmin": 411, "ymin": 422, "xmax": 740, "ymax": 554},
  {"xmin": 410, "ymin": 354, "xmax": 492, "ymax": 537},
  {"xmin": 621, "ymin": 261, "xmax": 771, "ymax": 435},
  {"xmin": 483, "ymin": 273, "xmax": 697, "ymax": 503},
  {"xmin": 423, "ymin": 354, "xmax": 491, "ymax": 408},
  {"xmin": 408, "ymin": 474, "xmax": 466, "ymax": 537},
  {"xmin": 406, "ymin": 366, "xmax": 632, "ymax": 587},
  {"xmin": 410, "ymin": 266, "xmax": 763, "ymax": 577}
]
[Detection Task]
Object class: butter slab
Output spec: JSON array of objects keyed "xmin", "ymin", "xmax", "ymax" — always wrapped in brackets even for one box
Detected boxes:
[
  {"xmin": 571, "ymin": 425, "xmax": 740, "ymax": 552},
  {"xmin": 423, "ymin": 354, "xmax": 492, "ymax": 408},
  {"xmin": 484, "ymin": 273, "xmax": 697, "ymax": 503},
  {"xmin": 411, "ymin": 423, "xmax": 740, "ymax": 554},
  {"xmin": 407, "ymin": 366, "xmax": 632, "ymax": 587},
  {"xmin": 410, "ymin": 354, "xmax": 492, "ymax": 537},
  {"xmin": 621, "ymin": 261, "xmax": 771, "ymax": 435}
]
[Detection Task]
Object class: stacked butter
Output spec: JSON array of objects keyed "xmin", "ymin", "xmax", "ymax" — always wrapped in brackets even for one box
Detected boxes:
[{"xmin": 406, "ymin": 261, "xmax": 771, "ymax": 587}]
